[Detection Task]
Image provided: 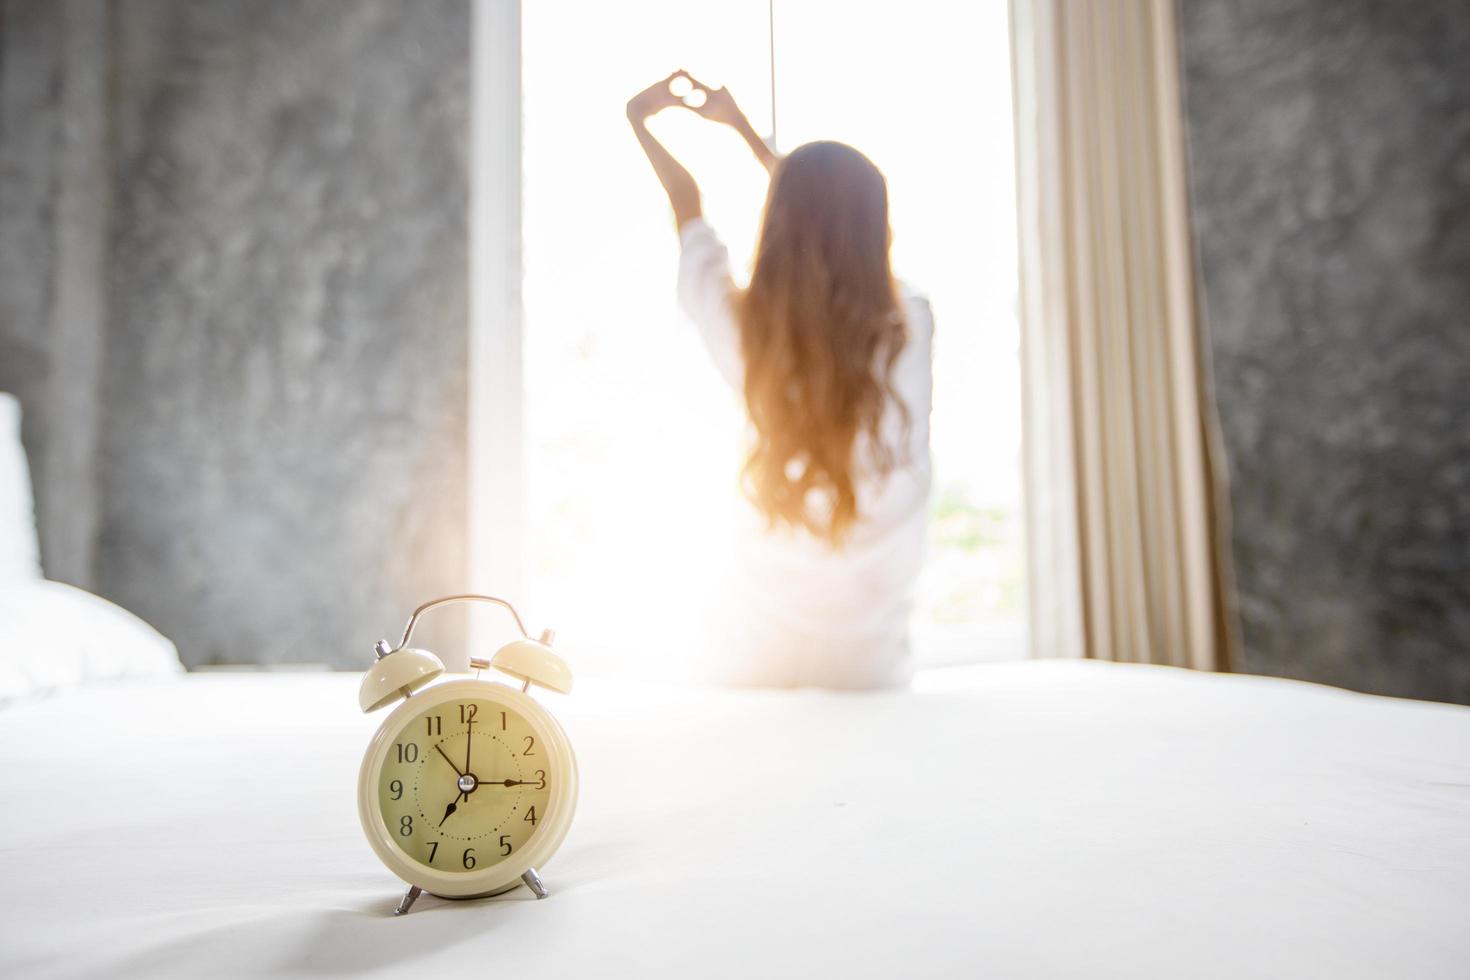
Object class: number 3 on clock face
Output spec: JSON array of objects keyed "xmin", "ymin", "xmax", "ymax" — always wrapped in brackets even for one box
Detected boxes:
[{"xmin": 357, "ymin": 679, "xmax": 578, "ymax": 899}]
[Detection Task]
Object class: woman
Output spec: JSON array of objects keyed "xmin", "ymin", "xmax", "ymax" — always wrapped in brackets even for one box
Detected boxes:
[{"xmin": 627, "ymin": 71, "xmax": 933, "ymax": 689}]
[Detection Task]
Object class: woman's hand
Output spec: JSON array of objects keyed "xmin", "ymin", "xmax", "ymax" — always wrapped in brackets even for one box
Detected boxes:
[
  {"xmin": 627, "ymin": 71, "xmax": 748, "ymax": 130},
  {"xmin": 627, "ymin": 71, "xmax": 690, "ymax": 123},
  {"xmin": 682, "ymin": 76, "xmax": 747, "ymax": 129}
]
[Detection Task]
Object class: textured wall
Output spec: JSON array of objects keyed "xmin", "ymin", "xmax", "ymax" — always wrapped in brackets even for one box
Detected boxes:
[
  {"xmin": 1, "ymin": 0, "xmax": 473, "ymax": 669},
  {"xmin": 1178, "ymin": 1, "xmax": 1470, "ymax": 702},
  {"xmin": 0, "ymin": 0, "xmax": 108, "ymax": 589}
]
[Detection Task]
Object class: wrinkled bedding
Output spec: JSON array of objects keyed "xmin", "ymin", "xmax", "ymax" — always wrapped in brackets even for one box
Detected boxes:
[{"xmin": 2, "ymin": 661, "xmax": 1467, "ymax": 978}]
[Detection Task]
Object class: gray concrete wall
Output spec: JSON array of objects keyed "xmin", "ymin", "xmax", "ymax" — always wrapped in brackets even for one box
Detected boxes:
[
  {"xmin": 1, "ymin": 0, "xmax": 472, "ymax": 668},
  {"xmin": 1178, "ymin": 1, "xmax": 1470, "ymax": 702},
  {"xmin": 0, "ymin": 0, "xmax": 108, "ymax": 589}
]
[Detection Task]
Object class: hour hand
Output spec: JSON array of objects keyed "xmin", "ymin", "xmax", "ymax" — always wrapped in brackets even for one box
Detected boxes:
[{"xmin": 439, "ymin": 791, "xmax": 466, "ymax": 826}]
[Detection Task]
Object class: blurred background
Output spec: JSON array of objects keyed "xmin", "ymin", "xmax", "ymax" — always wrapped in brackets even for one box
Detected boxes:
[
  {"xmin": 1, "ymin": 0, "xmax": 1466, "ymax": 702},
  {"xmin": 519, "ymin": 0, "xmax": 1023, "ymax": 671}
]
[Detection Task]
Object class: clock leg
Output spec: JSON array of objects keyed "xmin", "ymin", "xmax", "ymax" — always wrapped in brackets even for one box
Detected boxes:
[
  {"xmin": 521, "ymin": 868, "xmax": 549, "ymax": 899},
  {"xmin": 394, "ymin": 884, "xmax": 424, "ymax": 916}
]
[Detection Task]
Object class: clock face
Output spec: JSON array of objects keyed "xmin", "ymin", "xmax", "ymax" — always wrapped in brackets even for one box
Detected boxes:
[{"xmin": 375, "ymin": 696, "xmax": 554, "ymax": 874}]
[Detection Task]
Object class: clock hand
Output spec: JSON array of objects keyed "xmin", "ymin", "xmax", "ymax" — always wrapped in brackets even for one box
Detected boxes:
[
  {"xmin": 439, "ymin": 791, "xmax": 466, "ymax": 827},
  {"xmin": 434, "ymin": 743, "xmax": 466, "ymax": 778},
  {"xmin": 465, "ymin": 718, "xmax": 474, "ymax": 776}
]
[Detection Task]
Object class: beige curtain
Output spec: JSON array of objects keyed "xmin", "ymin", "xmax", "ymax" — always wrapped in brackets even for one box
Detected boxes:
[{"xmin": 1009, "ymin": 0, "xmax": 1236, "ymax": 670}]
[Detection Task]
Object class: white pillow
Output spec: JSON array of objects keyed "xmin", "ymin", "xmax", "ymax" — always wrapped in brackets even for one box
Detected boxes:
[
  {"xmin": 0, "ymin": 579, "xmax": 182, "ymax": 704},
  {"xmin": 0, "ymin": 393, "xmax": 42, "ymax": 581}
]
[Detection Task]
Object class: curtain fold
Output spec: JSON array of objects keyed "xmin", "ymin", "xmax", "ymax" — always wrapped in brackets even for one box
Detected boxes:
[{"xmin": 1010, "ymin": 0, "xmax": 1236, "ymax": 670}]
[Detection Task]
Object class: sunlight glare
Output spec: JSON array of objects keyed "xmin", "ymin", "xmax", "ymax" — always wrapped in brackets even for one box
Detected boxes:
[{"xmin": 520, "ymin": 1, "xmax": 1023, "ymax": 675}]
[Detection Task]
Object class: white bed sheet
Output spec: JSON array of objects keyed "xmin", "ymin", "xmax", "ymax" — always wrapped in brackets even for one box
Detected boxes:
[{"xmin": 1, "ymin": 661, "xmax": 1467, "ymax": 979}]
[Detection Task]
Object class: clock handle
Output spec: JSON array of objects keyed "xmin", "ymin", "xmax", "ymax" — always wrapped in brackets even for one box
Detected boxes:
[{"xmin": 396, "ymin": 594, "xmax": 531, "ymax": 650}]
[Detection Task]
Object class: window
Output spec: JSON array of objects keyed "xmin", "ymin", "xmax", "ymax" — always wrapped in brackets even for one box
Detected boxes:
[{"xmin": 505, "ymin": 1, "xmax": 1023, "ymax": 674}]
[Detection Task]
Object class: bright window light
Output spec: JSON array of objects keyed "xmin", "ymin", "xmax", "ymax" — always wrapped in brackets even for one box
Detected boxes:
[{"xmin": 519, "ymin": 1, "xmax": 1023, "ymax": 675}]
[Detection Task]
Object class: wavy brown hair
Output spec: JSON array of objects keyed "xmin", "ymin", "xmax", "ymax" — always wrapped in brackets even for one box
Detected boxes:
[{"xmin": 735, "ymin": 141, "xmax": 909, "ymax": 544}]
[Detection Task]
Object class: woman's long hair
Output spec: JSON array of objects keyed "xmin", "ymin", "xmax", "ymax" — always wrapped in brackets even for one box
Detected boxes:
[{"xmin": 735, "ymin": 141, "xmax": 908, "ymax": 544}]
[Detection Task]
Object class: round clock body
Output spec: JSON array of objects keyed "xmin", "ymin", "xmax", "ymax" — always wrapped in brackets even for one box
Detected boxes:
[{"xmin": 357, "ymin": 678, "xmax": 578, "ymax": 898}]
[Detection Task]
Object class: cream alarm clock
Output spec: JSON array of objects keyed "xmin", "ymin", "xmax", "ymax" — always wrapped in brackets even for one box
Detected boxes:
[{"xmin": 357, "ymin": 594, "xmax": 578, "ymax": 915}]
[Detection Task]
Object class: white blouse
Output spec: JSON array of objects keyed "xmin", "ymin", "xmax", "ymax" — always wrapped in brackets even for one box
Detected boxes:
[{"xmin": 676, "ymin": 217, "xmax": 934, "ymax": 689}]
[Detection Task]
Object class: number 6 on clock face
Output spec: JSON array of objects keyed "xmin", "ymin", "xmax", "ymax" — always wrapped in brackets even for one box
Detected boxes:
[{"xmin": 358, "ymin": 678, "xmax": 579, "ymax": 900}]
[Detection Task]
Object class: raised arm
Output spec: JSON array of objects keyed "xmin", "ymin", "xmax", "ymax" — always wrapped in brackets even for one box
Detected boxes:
[{"xmin": 627, "ymin": 72, "xmax": 702, "ymax": 229}]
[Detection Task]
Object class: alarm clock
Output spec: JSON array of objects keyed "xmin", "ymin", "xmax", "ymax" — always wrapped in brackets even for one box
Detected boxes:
[{"xmin": 356, "ymin": 594, "xmax": 578, "ymax": 915}]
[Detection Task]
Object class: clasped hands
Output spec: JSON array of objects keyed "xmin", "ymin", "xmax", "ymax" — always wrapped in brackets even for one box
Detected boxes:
[{"xmin": 626, "ymin": 69, "xmax": 747, "ymax": 128}]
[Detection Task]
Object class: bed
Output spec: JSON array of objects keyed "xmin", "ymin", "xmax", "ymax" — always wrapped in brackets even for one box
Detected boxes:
[
  {"xmin": 1, "ymin": 660, "xmax": 1467, "ymax": 979},
  {"xmin": 2, "ymin": 393, "xmax": 1468, "ymax": 977}
]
